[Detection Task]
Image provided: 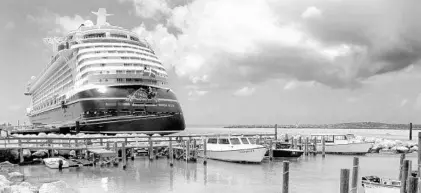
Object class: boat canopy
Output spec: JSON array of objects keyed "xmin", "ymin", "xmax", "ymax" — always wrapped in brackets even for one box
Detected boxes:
[{"xmin": 207, "ymin": 137, "xmax": 256, "ymax": 145}]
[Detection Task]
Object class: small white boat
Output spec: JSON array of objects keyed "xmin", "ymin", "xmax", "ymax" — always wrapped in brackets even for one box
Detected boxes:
[
  {"xmin": 361, "ymin": 176, "xmax": 400, "ymax": 193},
  {"xmin": 43, "ymin": 157, "xmax": 70, "ymax": 169},
  {"xmin": 198, "ymin": 136, "xmax": 267, "ymax": 163},
  {"xmin": 311, "ymin": 134, "xmax": 373, "ymax": 155}
]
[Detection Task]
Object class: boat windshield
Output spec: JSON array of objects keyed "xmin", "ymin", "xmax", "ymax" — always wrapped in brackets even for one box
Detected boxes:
[
  {"xmin": 230, "ymin": 138, "xmax": 241, "ymax": 145},
  {"xmin": 334, "ymin": 135, "xmax": 346, "ymax": 140},
  {"xmin": 218, "ymin": 138, "xmax": 230, "ymax": 145},
  {"xmin": 248, "ymin": 138, "xmax": 256, "ymax": 144},
  {"xmin": 207, "ymin": 138, "xmax": 217, "ymax": 144},
  {"xmin": 240, "ymin": 138, "xmax": 249, "ymax": 144}
]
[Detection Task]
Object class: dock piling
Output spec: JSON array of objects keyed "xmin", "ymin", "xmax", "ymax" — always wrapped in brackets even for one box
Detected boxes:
[
  {"xmin": 193, "ymin": 139, "xmax": 197, "ymax": 161},
  {"xmin": 269, "ymin": 139, "xmax": 273, "ymax": 161},
  {"xmin": 401, "ymin": 160, "xmax": 410, "ymax": 193},
  {"xmin": 274, "ymin": 124, "xmax": 278, "ymax": 140},
  {"xmin": 400, "ymin": 153, "xmax": 406, "ymax": 180},
  {"xmin": 282, "ymin": 161, "xmax": 289, "ymax": 193},
  {"xmin": 122, "ymin": 143, "xmax": 127, "ymax": 170},
  {"xmin": 148, "ymin": 137, "xmax": 154, "ymax": 160},
  {"xmin": 408, "ymin": 177, "xmax": 419, "ymax": 193},
  {"xmin": 418, "ymin": 132, "xmax": 421, "ymax": 177},
  {"xmin": 169, "ymin": 137, "xmax": 174, "ymax": 167},
  {"xmin": 298, "ymin": 137, "xmax": 302, "ymax": 150},
  {"xmin": 19, "ymin": 148, "xmax": 24, "ymax": 164},
  {"xmin": 312, "ymin": 137, "xmax": 317, "ymax": 155},
  {"xmin": 186, "ymin": 139, "xmax": 191, "ymax": 162},
  {"xmin": 351, "ymin": 157, "xmax": 359, "ymax": 193},
  {"xmin": 409, "ymin": 123, "xmax": 413, "ymax": 140},
  {"xmin": 203, "ymin": 138, "xmax": 208, "ymax": 165},
  {"xmin": 340, "ymin": 169, "xmax": 350, "ymax": 193},
  {"xmin": 322, "ymin": 137, "xmax": 326, "ymax": 158},
  {"xmin": 305, "ymin": 137, "xmax": 309, "ymax": 156},
  {"xmin": 131, "ymin": 148, "xmax": 134, "ymax": 160}
]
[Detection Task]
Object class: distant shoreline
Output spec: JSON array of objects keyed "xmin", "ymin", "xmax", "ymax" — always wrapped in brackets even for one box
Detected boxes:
[{"xmin": 223, "ymin": 122, "xmax": 421, "ymax": 130}]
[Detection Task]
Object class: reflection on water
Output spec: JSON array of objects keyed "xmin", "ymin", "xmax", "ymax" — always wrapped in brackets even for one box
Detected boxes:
[{"xmin": 17, "ymin": 154, "xmax": 420, "ymax": 193}]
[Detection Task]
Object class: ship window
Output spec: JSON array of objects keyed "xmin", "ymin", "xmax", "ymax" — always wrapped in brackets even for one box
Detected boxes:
[
  {"xmin": 130, "ymin": 36, "xmax": 139, "ymax": 41},
  {"xmin": 111, "ymin": 34, "xmax": 127, "ymax": 39},
  {"xmin": 84, "ymin": 33, "xmax": 106, "ymax": 39},
  {"xmin": 230, "ymin": 138, "xmax": 241, "ymax": 145},
  {"xmin": 334, "ymin": 135, "xmax": 346, "ymax": 140},
  {"xmin": 208, "ymin": 138, "xmax": 217, "ymax": 144},
  {"xmin": 240, "ymin": 138, "xmax": 249, "ymax": 144},
  {"xmin": 218, "ymin": 138, "xmax": 230, "ymax": 145},
  {"xmin": 247, "ymin": 138, "xmax": 256, "ymax": 144}
]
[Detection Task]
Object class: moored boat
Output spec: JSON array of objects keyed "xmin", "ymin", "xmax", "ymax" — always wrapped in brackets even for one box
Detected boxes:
[
  {"xmin": 43, "ymin": 157, "xmax": 70, "ymax": 169},
  {"xmin": 311, "ymin": 134, "xmax": 373, "ymax": 155},
  {"xmin": 265, "ymin": 142, "xmax": 303, "ymax": 158},
  {"xmin": 198, "ymin": 136, "xmax": 267, "ymax": 163},
  {"xmin": 361, "ymin": 176, "xmax": 400, "ymax": 193}
]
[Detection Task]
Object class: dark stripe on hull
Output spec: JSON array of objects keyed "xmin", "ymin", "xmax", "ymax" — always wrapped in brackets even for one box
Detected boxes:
[{"xmin": 27, "ymin": 85, "xmax": 185, "ymax": 133}]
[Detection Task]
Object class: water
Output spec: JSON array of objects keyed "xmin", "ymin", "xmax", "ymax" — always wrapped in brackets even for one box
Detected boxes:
[{"xmin": 15, "ymin": 127, "xmax": 421, "ymax": 193}]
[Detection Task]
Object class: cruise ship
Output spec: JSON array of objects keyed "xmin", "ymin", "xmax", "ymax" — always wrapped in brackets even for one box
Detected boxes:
[{"xmin": 24, "ymin": 8, "xmax": 185, "ymax": 134}]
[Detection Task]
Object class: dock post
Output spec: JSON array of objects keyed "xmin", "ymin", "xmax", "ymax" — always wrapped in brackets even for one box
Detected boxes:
[
  {"xmin": 322, "ymin": 137, "xmax": 326, "ymax": 158},
  {"xmin": 122, "ymin": 143, "xmax": 127, "ymax": 170},
  {"xmin": 193, "ymin": 139, "xmax": 197, "ymax": 161},
  {"xmin": 285, "ymin": 134, "xmax": 289, "ymax": 142},
  {"xmin": 203, "ymin": 138, "xmax": 207, "ymax": 165},
  {"xmin": 19, "ymin": 148, "xmax": 24, "ymax": 164},
  {"xmin": 409, "ymin": 123, "xmax": 413, "ymax": 140},
  {"xmin": 340, "ymin": 169, "xmax": 350, "ymax": 193},
  {"xmin": 274, "ymin": 124, "xmax": 278, "ymax": 140},
  {"xmin": 76, "ymin": 121, "xmax": 80, "ymax": 133},
  {"xmin": 408, "ymin": 177, "xmax": 419, "ymax": 193},
  {"xmin": 417, "ymin": 132, "xmax": 421, "ymax": 177},
  {"xmin": 351, "ymin": 157, "xmax": 359, "ymax": 193},
  {"xmin": 149, "ymin": 137, "xmax": 154, "ymax": 160},
  {"xmin": 305, "ymin": 137, "xmax": 309, "ymax": 156},
  {"xmin": 131, "ymin": 148, "xmax": 135, "ymax": 160},
  {"xmin": 100, "ymin": 138, "xmax": 103, "ymax": 146},
  {"xmin": 106, "ymin": 141, "xmax": 110, "ymax": 150},
  {"xmin": 400, "ymin": 153, "xmax": 406, "ymax": 180},
  {"xmin": 186, "ymin": 139, "xmax": 190, "ymax": 162},
  {"xmin": 312, "ymin": 137, "xmax": 317, "ymax": 155},
  {"xmin": 259, "ymin": 135, "xmax": 262, "ymax": 145},
  {"xmin": 282, "ymin": 161, "xmax": 289, "ymax": 193},
  {"xmin": 269, "ymin": 140, "xmax": 273, "ymax": 161},
  {"xmin": 169, "ymin": 137, "xmax": 174, "ymax": 167},
  {"xmin": 290, "ymin": 137, "xmax": 294, "ymax": 149},
  {"xmin": 401, "ymin": 160, "xmax": 410, "ymax": 193},
  {"xmin": 297, "ymin": 136, "xmax": 303, "ymax": 150}
]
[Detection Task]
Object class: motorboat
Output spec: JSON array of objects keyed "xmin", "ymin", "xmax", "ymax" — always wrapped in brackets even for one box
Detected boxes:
[
  {"xmin": 361, "ymin": 176, "xmax": 400, "ymax": 193},
  {"xmin": 198, "ymin": 136, "xmax": 267, "ymax": 163},
  {"xmin": 265, "ymin": 142, "xmax": 303, "ymax": 158},
  {"xmin": 311, "ymin": 134, "xmax": 373, "ymax": 155},
  {"xmin": 43, "ymin": 157, "xmax": 70, "ymax": 169}
]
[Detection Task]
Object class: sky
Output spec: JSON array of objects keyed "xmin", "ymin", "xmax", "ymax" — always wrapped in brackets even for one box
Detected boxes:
[{"xmin": 0, "ymin": 0, "xmax": 421, "ymax": 126}]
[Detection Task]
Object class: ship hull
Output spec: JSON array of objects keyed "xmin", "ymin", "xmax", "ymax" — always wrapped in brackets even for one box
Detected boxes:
[{"xmin": 27, "ymin": 85, "xmax": 185, "ymax": 134}]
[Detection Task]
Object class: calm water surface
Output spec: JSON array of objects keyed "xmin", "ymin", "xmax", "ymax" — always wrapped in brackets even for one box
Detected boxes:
[{"xmin": 16, "ymin": 127, "xmax": 421, "ymax": 193}]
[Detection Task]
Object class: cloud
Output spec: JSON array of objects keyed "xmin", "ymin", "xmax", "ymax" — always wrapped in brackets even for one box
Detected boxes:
[
  {"xmin": 283, "ymin": 80, "xmax": 317, "ymax": 90},
  {"xmin": 187, "ymin": 89, "xmax": 208, "ymax": 100},
  {"xmin": 4, "ymin": 21, "xmax": 15, "ymax": 30},
  {"xmin": 27, "ymin": 9, "xmax": 85, "ymax": 35},
  {"xmin": 233, "ymin": 87, "xmax": 255, "ymax": 97},
  {"xmin": 301, "ymin": 6, "xmax": 322, "ymax": 19},
  {"xmin": 130, "ymin": 0, "xmax": 421, "ymax": 91},
  {"xmin": 120, "ymin": 0, "xmax": 171, "ymax": 19}
]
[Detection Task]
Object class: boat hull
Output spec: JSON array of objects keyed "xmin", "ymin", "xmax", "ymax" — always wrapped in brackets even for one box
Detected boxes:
[
  {"xmin": 265, "ymin": 149, "xmax": 304, "ymax": 158},
  {"xmin": 43, "ymin": 158, "xmax": 70, "ymax": 169},
  {"xmin": 198, "ymin": 147, "xmax": 267, "ymax": 163},
  {"xmin": 27, "ymin": 85, "xmax": 185, "ymax": 134},
  {"xmin": 362, "ymin": 182, "xmax": 399, "ymax": 193},
  {"xmin": 316, "ymin": 142, "xmax": 372, "ymax": 155}
]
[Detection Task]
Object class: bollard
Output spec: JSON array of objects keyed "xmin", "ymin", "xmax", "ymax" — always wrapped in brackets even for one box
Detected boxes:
[
  {"xmin": 351, "ymin": 157, "xmax": 359, "ymax": 193},
  {"xmin": 169, "ymin": 137, "xmax": 174, "ymax": 167},
  {"xmin": 269, "ymin": 140, "xmax": 273, "ymax": 161},
  {"xmin": 122, "ymin": 143, "xmax": 127, "ymax": 170},
  {"xmin": 203, "ymin": 138, "xmax": 208, "ymax": 165},
  {"xmin": 58, "ymin": 160, "xmax": 63, "ymax": 171},
  {"xmin": 149, "ymin": 137, "xmax": 154, "ymax": 160},
  {"xmin": 282, "ymin": 161, "xmax": 289, "ymax": 193},
  {"xmin": 340, "ymin": 169, "xmax": 350, "ymax": 193},
  {"xmin": 401, "ymin": 160, "xmax": 410, "ymax": 193},
  {"xmin": 322, "ymin": 136, "xmax": 326, "ymax": 158},
  {"xmin": 399, "ymin": 154, "xmax": 406, "ymax": 180},
  {"xmin": 408, "ymin": 177, "xmax": 419, "ymax": 193}
]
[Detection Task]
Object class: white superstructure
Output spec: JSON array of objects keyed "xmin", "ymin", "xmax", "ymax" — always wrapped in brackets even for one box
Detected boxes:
[{"xmin": 25, "ymin": 8, "xmax": 167, "ymax": 117}]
